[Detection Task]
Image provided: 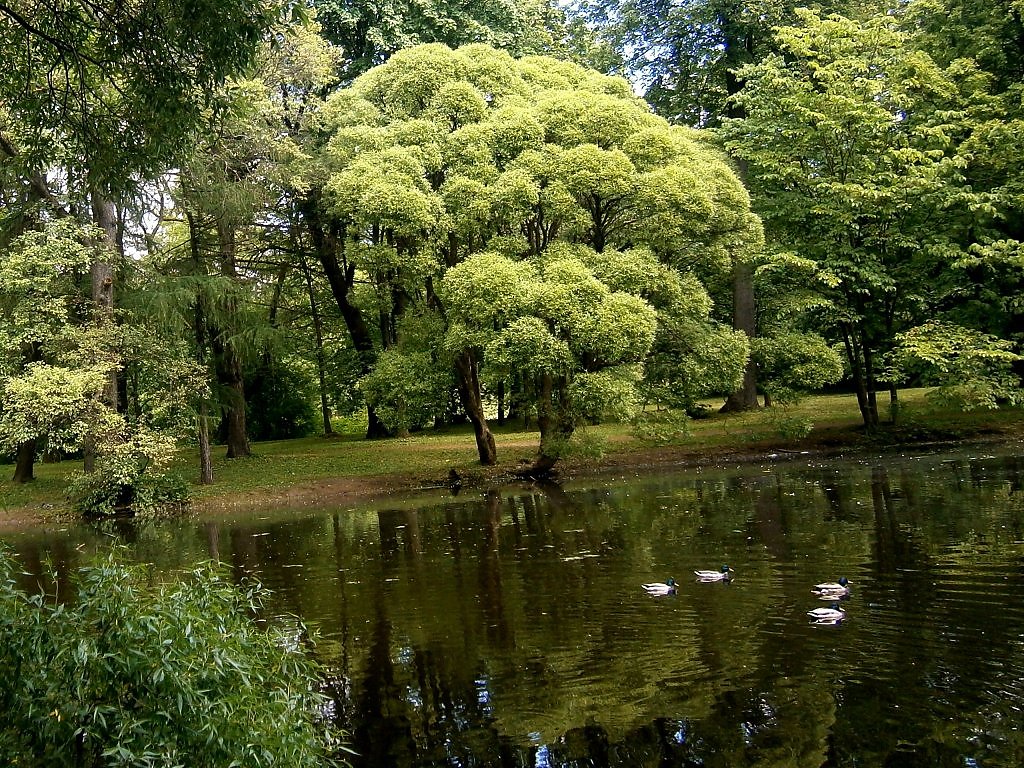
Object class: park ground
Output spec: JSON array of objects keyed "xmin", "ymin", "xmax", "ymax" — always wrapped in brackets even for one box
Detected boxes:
[{"xmin": 3, "ymin": 388, "xmax": 1024, "ymax": 530}]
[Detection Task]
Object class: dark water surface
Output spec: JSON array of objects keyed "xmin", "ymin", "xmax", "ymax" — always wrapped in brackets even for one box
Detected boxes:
[{"xmin": 6, "ymin": 447, "xmax": 1024, "ymax": 767}]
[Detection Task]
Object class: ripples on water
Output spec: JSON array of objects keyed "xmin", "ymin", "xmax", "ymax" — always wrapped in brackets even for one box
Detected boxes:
[{"xmin": 6, "ymin": 448, "xmax": 1024, "ymax": 767}]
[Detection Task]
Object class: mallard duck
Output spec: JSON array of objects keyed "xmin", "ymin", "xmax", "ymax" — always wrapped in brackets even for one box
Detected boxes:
[
  {"xmin": 694, "ymin": 565, "xmax": 733, "ymax": 582},
  {"xmin": 642, "ymin": 578, "xmax": 678, "ymax": 595},
  {"xmin": 812, "ymin": 577, "xmax": 849, "ymax": 598},
  {"xmin": 807, "ymin": 605, "xmax": 845, "ymax": 624}
]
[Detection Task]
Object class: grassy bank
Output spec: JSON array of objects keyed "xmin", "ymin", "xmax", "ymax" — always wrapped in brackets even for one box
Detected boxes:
[{"xmin": 3, "ymin": 388, "xmax": 1024, "ymax": 519}]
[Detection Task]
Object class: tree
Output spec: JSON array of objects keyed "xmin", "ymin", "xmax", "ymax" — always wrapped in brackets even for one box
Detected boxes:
[
  {"xmin": 312, "ymin": 44, "xmax": 754, "ymax": 469},
  {"xmin": 564, "ymin": 0, "xmax": 852, "ymax": 412},
  {"xmin": 1, "ymin": 1, "xmax": 288, "ymax": 499},
  {"xmin": 723, "ymin": 9, "xmax": 1010, "ymax": 427},
  {"xmin": 0, "ymin": 221, "xmax": 96, "ymax": 482},
  {"xmin": 291, "ymin": 2, "xmax": 571, "ymax": 440},
  {"xmin": 0, "ymin": 222, "xmax": 201, "ymax": 512},
  {"xmin": 313, "ymin": 0, "xmax": 566, "ymax": 82}
]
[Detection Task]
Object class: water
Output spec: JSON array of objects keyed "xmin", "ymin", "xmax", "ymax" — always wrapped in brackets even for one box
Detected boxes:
[{"xmin": 6, "ymin": 447, "xmax": 1024, "ymax": 767}]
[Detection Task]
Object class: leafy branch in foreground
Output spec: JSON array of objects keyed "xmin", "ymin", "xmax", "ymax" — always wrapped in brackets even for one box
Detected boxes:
[{"xmin": 0, "ymin": 548, "xmax": 345, "ymax": 768}]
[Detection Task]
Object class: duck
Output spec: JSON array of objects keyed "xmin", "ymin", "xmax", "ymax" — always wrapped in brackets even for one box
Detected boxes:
[
  {"xmin": 807, "ymin": 604, "xmax": 845, "ymax": 624},
  {"xmin": 642, "ymin": 578, "xmax": 678, "ymax": 596},
  {"xmin": 694, "ymin": 565, "xmax": 733, "ymax": 582},
  {"xmin": 811, "ymin": 577, "xmax": 850, "ymax": 598}
]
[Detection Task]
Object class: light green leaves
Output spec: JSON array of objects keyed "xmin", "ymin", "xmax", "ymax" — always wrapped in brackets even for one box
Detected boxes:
[
  {"xmin": 0, "ymin": 550, "xmax": 341, "ymax": 766},
  {"xmin": 0, "ymin": 363, "xmax": 119, "ymax": 455},
  {"xmin": 893, "ymin": 321, "xmax": 1022, "ymax": 409}
]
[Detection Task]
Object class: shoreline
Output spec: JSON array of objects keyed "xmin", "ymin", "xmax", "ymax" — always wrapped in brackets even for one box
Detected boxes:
[{"xmin": 4, "ymin": 425, "xmax": 1023, "ymax": 533}]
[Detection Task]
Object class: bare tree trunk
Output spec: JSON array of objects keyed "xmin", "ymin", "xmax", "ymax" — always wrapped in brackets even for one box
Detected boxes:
[
  {"xmin": 12, "ymin": 438, "xmax": 36, "ymax": 483},
  {"xmin": 454, "ymin": 352, "xmax": 497, "ymax": 465},
  {"xmin": 300, "ymin": 254, "xmax": 334, "ymax": 436},
  {"xmin": 721, "ymin": 258, "xmax": 759, "ymax": 412},
  {"xmin": 214, "ymin": 220, "xmax": 251, "ymax": 458}
]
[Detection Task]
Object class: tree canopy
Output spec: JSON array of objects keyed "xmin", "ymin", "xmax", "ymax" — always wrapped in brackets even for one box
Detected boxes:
[{"xmin": 307, "ymin": 42, "xmax": 755, "ymax": 470}]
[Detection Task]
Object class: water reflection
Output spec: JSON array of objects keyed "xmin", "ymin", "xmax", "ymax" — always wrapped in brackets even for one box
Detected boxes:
[{"xmin": 6, "ymin": 449, "xmax": 1024, "ymax": 767}]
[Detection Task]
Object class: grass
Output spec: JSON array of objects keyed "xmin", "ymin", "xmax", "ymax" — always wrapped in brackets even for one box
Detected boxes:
[{"xmin": 3, "ymin": 388, "xmax": 1024, "ymax": 515}]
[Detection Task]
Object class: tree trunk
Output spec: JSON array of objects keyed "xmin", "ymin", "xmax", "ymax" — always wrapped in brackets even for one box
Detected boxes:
[
  {"xmin": 525, "ymin": 373, "xmax": 574, "ymax": 477},
  {"xmin": 302, "ymin": 193, "xmax": 389, "ymax": 439},
  {"xmin": 12, "ymin": 438, "xmax": 36, "ymax": 483},
  {"xmin": 721, "ymin": 258, "xmax": 759, "ymax": 412},
  {"xmin": 454, "ymin": 352, "xmax": 497, "ymax": 465},
  {"xmin": 720, "ymin": 23, "xmax": 761, "ymax": 413},
  {"xmin": 188, "ymin": 212, "xmax": 215, "ymax": 484},
  {"xmin": 214, "ymin": 220, "xmax": 251, "ymax": 458},
  {"xmin": 862, "ymin": 328, "xmax": 879, "ymax": 427},
  {"xmin": 300, "ymin": 254, "xmax": 334, "ymax": 436},
  {"xmin": 842, "ymin": 324, "xmax": 878, "ymax": 429},
  {"xmin": 86, "ymin": 183, "xmax": 121, "ymax": 473},
  {"xmin": 197, "ymin": 402, "xmax": 214, "ymax": 485}
]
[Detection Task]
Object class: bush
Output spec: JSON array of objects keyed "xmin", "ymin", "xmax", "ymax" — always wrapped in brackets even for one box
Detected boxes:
[
  {"xmin": 0, "ymin": 549, "xmax": 343, "ymax": 768},
  {"xmin": 63, "ymin": 431, "xmax": 189, "ymax": 519},
  {"xmin": 630, "ymin": 409, "xmax": 692, "ymax": 445},
  {"xmin": 65, "ymin": 468, "xmax": 190, "ymax": 519}
]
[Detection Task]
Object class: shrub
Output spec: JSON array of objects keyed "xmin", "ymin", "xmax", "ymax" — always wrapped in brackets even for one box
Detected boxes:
[
  {"xmin": 63, "ymin": 431, "xmax": 188, "ymax": 519},
  {"xmin": 0, "ymin": 549, "xmax": 343, "ymax": 767}
]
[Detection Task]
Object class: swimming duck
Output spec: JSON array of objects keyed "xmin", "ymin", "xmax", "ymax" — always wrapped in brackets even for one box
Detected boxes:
[
  {"xmin": 807, "ymin": 604, "xmax": 845, "ymax": 624},
  {"xmin": 694, "ymin": 565, "xmax": 733, "ymax": 582},
  {"xmin": 812, "ymin": 577, "xmax": 850, "ymax": 598},
  {"xmin": 642, "ymin": 578, "xmax": 678, "ymax": 596}
]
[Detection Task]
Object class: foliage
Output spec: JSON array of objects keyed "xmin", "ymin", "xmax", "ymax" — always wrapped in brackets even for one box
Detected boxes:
[
  {"xmin": 313, "ymin": 0, "xmax": 567, "ymax": 82},
  {"xmin": 245, "ymin": 362, "xmax": 319, "ymax": 441},
  {"xmin": 315, "ymin": 43, "xmax": 757, "ymax": 467},
  {"xmin": 359, "ymin": 347, "xmax": 454, "ymax": 435},
  {"xmin": 722, "ymin": 9, "xmax": 1009, "ymax": 426},
  {"xmin": 563, "ymin": 0, "xmax": 793, "ymax": 125},
  {"xmin": 0, "ymin": 0, "xmax": 288, "ymax": 192},
  {"xmin": 0, "ymin": 548, "xmax": 342, "ymax": 767},
  {"xmin": 0, "ymin": 219, "xmax": 92, "ymax": 374},
  {"xmin": 442, "ymin": 247, "xmax": 658, "ymax": 465},
  {"xmin": 0, "ymin": 222, "xmax": 119, "ymax": 458},
  {"xmin": 63, "ymin": 429, "xmax": 187, "ymax": 518},
  {"xmin": 0, "ymin": 362, "xmax": 119, "ymax": 456},
  {"xmin": 892, "ymin": 321, "xmax": 1022, "ymax": 410},
  {"xmin": 752, "ymin": 332, "xmax": 844, "ymax": 405},
  {"xmin": 630, "ymin": 408, "xmax": 692, "ymax": 445},
  {"xmin": 0, "ymin": 221, "xmax": 204, "ymax": 505}
]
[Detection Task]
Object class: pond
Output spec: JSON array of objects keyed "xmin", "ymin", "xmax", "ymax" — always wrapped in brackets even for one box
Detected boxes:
[{"xmin": 6, "ymin": 447, "xmax": 1024, "ymax": 767}]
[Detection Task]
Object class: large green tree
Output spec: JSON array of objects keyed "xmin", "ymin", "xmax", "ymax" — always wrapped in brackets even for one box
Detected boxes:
[
  {"xmin": 723, "ymin": 9, "xmax": 1015, "ymax": 427},
  {"xmin": 565, "ymin": 0, "xmax": 858, "ymax": 412},
  {"xmin": 311, "ymin": 43, "xmax": 753, "ymax": 470}
]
